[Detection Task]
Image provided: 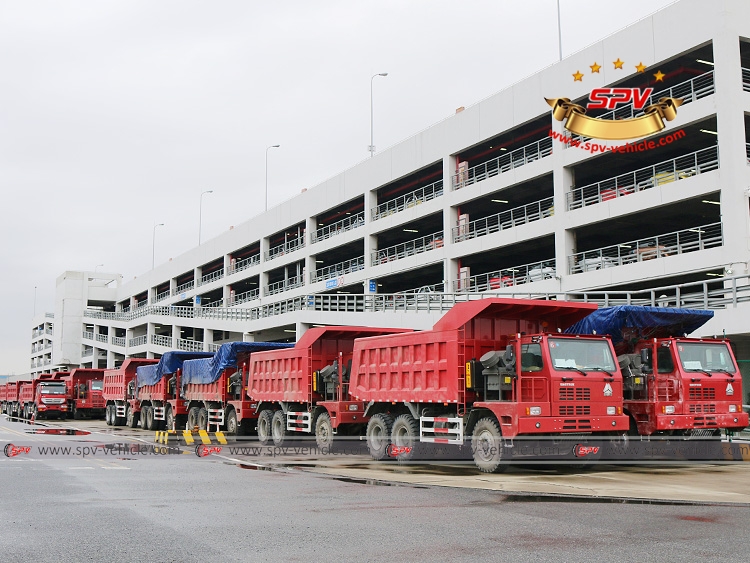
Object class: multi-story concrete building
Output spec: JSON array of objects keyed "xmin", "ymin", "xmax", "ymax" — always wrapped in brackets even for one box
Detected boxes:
[
  {"xmin": 34, "ymin": 0, "xmax": 750, "ymax": 398},
  {"xmin": 29, "ymin": 313, "xmax": 55, "ymax": 377}
]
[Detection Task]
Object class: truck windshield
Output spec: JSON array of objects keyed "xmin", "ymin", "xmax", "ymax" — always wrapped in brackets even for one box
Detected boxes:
[
  {"xmin": 91, "ymin": 380, "xmax": 103, "ymax": 391},
  {"xmin": 40, "ymin": 383, "xmax": 67, "ymax": 394},
  {"xmin": 676, "ymin": 342, "xmax": 736, "ymax": 374},
  {"xmin": 548, "ymin": 338, "xmax": 616, "ymax": 372}
]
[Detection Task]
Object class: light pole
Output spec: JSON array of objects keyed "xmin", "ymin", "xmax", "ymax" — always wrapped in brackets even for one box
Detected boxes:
[
  {"xmin": 370, "ymin": 72, "xmax": 388, "ymax": 157},
  {"xmin": 557, "ymin": 0, "xmax": 563, "ymax": 61},
  {"xmin": 265, "ymin": 145, "xmax": 280, "ymax": 212},
  {"xmin": 152, "ymin": 223, "xmax": 164, "ymax": 269},
  {"xmin": 198, "ymin": 190, "xmax": 213, "ymax": 245}
]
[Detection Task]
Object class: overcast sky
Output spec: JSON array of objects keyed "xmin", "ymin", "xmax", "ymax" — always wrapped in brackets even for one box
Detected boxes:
[{"xmin": 0, "ymin": 0, "xmax": 677, "ymax": 375}]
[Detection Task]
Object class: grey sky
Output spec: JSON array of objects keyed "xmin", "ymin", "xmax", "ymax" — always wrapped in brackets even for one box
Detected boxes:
[{"xmin": 0, "ymin": 0, "xmax": 676, "ymax": 374}]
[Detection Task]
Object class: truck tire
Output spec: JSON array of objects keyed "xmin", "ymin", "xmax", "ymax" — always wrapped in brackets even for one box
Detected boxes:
[
  {"xmin": 105, "ymin": 405, "xmax": 113, "ymax": 426},
  {"xmin": 225, "ymin": 409, "xmax": 239, "ymax": 436},
  {"xmin": 114, "ymin": 408, "xmax": 126, "ymax": 426},
  {"xmin": 165, "ymin": 406, "xmax": 175, "ymax": 431},
  {"xmin": 73, "ymin": 407, "xmax": 82, "ymax": 420},
  {"xmin": 391, "ymin": 414, "xmax": 420, "ymax": 462},
  {"xmin": 197, "ymin": 408, "xmax": 208, "ymax": 431},
  {"xmin": 471, "ymin": 417, "xmax": 507, "ymax": 473},
  {"xmin": 187, "ymin": 407, "xmax": 200, "ymax": 430},
  {"xmin": 272, "ymin": 410, "xmax": 287, "ymax": 446},
  {"xmin": 144, "ymin": 406, "xmax": 155, "ymax": 431},
  {"xmin": 126, "ymin": 406, "xmax": 139, "ymax": 429},
  {"xmin": 366, "ymin": 413, "xmax": 394, "ymax": 461},
  {"xmin": 257, "ymin": 410, "xmax": 273, "ymax": 445},
  {"xmin": 315, "ymin": 412, "xmax": 334, "ymax": 451}
]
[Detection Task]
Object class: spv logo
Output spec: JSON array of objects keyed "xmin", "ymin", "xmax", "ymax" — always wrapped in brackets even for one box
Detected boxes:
[{"xmin": 587, "ymin": 88, "xmax": 654, "ymax": 110}]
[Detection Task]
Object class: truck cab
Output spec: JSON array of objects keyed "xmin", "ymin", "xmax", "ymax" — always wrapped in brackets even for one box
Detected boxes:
[{"xmin": 34, "ymin": 379, "xmax": 69, "ymax": 420}]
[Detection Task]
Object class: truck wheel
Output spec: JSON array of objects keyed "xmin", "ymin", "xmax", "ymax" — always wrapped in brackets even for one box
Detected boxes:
[
  {"xmin": 391, "ymin": 414, "xmax": 420, "ymax": 462},
  {"xmin": 73, "ymin": 407, "xmax": 82, "ymax": 420},
  {"xmin": 105, "ymin": 405, "xmax": 113, "ymax": 426},
  {"xmin": 366, "ymin": 413, "xmax": 394, "ymax": 461},
  {"xmin": 225, "ymin": 409, "xmax": 239, "ymax": 436},
  {"xmin": 257, "ymin": 410, "xmax": 273, "ymax": 445},
  {"xmin": 144, "ymin": 406, "xmax": 155, "ymax": 431},
  {"xmin": 187, "ymin": 407, "xmax": 200, "ymax": 430},
  {"xmin": 197, "ymin": 408, "xmax": 208, "ymax": 431},
  {"xmin": 126, "ymin": 406, "xmax": 139, "ymax": 429},
  {"xmin": 471, "ymin": 417, "xmax": 507, "ymax": 473},
  {"xmin": 315, "ymin": 412, "xmax": 334, "ymax": 450},
  {"xmin": 165, "ymin": 406, "xmax": 174, "ymax": 431},
  {"xmin": 272, "ymin": 410, "xmax": 287, "ymax": 446}
]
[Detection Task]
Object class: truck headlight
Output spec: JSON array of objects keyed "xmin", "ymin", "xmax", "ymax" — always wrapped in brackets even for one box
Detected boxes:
[
  {"xmin": 528, "ymin": 406, "xmax": 541, "ymax": 416},
  {"xmin": 663, "ymin": 405, "xmax": 675, "ymax": 414},
  {"xmin": 606, "ymin": 407, "xmax": 616, "ymax": 415},
  {"xmin": 729, "ymin": 405, "xmax": 737, "ymax": 413}
]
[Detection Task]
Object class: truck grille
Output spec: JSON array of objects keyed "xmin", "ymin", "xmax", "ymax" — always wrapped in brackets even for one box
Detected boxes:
[
  {"xmin": 561, "ymin": 419, "xmax": 592, "ymax": 430},
  {"xmin": 559, "ymin": 406, "xmax": 591, "ymax": 416},
  {"xmin": 688, "ymin": 404, "xmax": 716, "ymax": 414},
  {"xmin": 689, "ymin": 388, "xmax": 715, "ymax": 400},
  {"xmin": 559, "ymin": 388, "xmax": 591, "ymax": 401},
  {"xmin": 693, "ymin": 416, "xmax": 717, "ymax": 427}
]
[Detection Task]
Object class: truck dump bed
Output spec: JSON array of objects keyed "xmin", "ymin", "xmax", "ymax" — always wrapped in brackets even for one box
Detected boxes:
[
  {"xmin": 103, "ymin": 359, "xmax": 158, "ymax": 402},
  {"xmin": 136, "ymin": 351, "xmax": 213, "ymax": 401}
]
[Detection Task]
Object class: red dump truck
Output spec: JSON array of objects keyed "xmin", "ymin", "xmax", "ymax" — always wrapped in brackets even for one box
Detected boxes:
[
  {"xmin": 180, "ymin": 342, "xmax": 294, "ymax": 434},
  {"xmin": 348, "ymin": 298, "xmax": 630, "ymax": 472},
  {"xmin": 103, "ymin": 359, "xmax": 158, "ymax": 426},
  {"xmin": 64, "ymin": 368, "xmax": 106, "ymax": 420},
  {"xmin": 2, "ymin": 381, "xmax": 21, "ymax": 417},
  {"xmin": 18, "ymin": 374, "xmax": 69, "ymax": 420},
  {"xmin": 134, "ymin": 351, "xmax": 213, "ymax": 430},
  {"xmin": 566, "ymin": 305, "xmax": 749, "ymax": 437},
  {"xmin": 246, "ymin": 327, "xmax": 410, "ymax": 447}
]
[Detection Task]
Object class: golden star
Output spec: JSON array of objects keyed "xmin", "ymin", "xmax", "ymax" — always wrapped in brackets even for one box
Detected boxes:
[
  {"xmin": 613, "ymin": 58, "xmax": 624, "ymax": 69},
  {"xmin": 590, "ymin": 62, "xmax": 601, "ymax": 73},
  {"xmin": 635, "ymin": 62, "xmax": 647, "ymax": 73},
  {"xmin": 653, "ymin": 70, "xmax": 666, "ymax": 82},
  {"xmin": 572, "ymin": 70, "xmax": 584, "ymax": 82}
]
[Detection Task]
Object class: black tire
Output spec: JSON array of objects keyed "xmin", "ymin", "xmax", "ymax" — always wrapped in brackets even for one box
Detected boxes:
[
  {"xmin": 197, "ymin": 408, "xmax": 208, "ymax": 431},
  {"xmin": 165, "ymin": 406, "xmax": 174, "ymax": 431},
  {"xmin": 105, "ymin": 405, "xmax": 113, "ymax": 426},
  {"xmin": 366, "ymin": 413, "xmax": 394, "ymax": 461},
  {"xmin": 257, "ymin": 410, "xmax": 273, "ymax": 446},
  {"xmin": 187, "ymin": 407, "xmax": 200, "ymax": 430},
  {"xmin": 391, "ymin": 414, "xmax": 420, "ymax": 462},
  {"xmin": 73, "ymin": 407, "xmax": 82, "ymax": 420},
  {"xmin": 175, "ymin": 414, "xmax": 188, "ymax": 431},
  {"xmin": 272, "ymin": 410, "xmax": 287, "ymax": 446},
  {"xmin": 126, "ymin": 406, "xmax": 139, "ymax": 429},
  {"xmin": 315, "ymin": 412, "xmax": 334, "ymax": 451},
  {"xmin": 471, "ymin": 417, "xmax": 507, "ymax": 473},
  {"xmin": 225, "ymin": 409, "xmax": 239, "ymax": 436},
  {"xmin": 145, "ymin": 406, "xmax": 156, "ymax": 431}
]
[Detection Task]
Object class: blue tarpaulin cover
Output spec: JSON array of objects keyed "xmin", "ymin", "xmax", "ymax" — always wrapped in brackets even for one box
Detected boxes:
[
  {"xmin": 181, "ymin": 341, "xmax": 294, "ymax": 386},
  {"xmin": 136, "ymin": 351, "xmax": 214, "ymax": 388},
  {"xmin": 565, "ymin": 305, "xmax": 714, "ymax": 354}
]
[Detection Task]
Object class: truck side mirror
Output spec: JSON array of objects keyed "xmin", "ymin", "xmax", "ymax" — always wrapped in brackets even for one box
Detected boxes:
[
  {"xmin": 640, "ymin": 348, "xmax": 652, "ymax": 372},
  {"xmin": 503, "ymin": 345, "xmax": 515, "ymax": 368}
]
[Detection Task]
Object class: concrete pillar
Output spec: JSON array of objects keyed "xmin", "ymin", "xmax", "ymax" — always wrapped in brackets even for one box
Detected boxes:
[
  {"xmin": 296, "ymin": 321, "xmax": 311, "ymax": 340},
  {"xmin": 203, "ymin": 329, "xmax": 214, "ymax": 352},
  {"xmin": 107, "ymin": 350, "xmax": 116, "ymax": 369},
  {"xmin": 243, "ymin": 332, "xmax": 256, "ymax": 342},
  {"xmin": 444, "ymin": 258, "xmax": 459, "ymax": 293},
  {"xmin": 172, "ymin": 324, "xmax": 180, "ymax": 348},
  {"xmin": 170, "ymin": 277, "xmax": 177, "ymax": 296}
]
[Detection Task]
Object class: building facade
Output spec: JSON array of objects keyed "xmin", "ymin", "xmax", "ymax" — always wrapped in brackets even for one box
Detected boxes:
[{"xmin": 33, "ymin": 0, "xmax": 750, "ymax": 397}]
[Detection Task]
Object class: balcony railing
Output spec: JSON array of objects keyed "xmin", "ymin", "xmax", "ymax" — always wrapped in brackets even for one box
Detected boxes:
[
  {"xmin": 266, "ymin": 236, "xmax": 305, "ymax": 261},
  {"xmin": 311, "ymin": 256, "xmax": 366, "ymax": 283},
  {"xmin": 746, "ymin": 143, "xmax": 750, "ymax": 165},
  {"xmin": 452, "ymin": 197, "xmax": 554, "ymax": 243},
  {"xmin": 175, "ymin": 280, "xmax": 195, "ymax": 294},
  {"xmin": 232, "ymin": 288, "xmax": 259, "ymax": 305},
  {"xmin": 199, "ymin": 268, "xmax": 224, "ymax": 286},
  {"xmin": 151, "ymin": 334, "xmax": 173, "ymax": 347},
  {"xmin": 45, "ymin": 328, "xmax": 53, "ymax": 335},
  {"xmin": 266, "ymin": 274, "xmax": 305, "ymax": 296},
  {"xmin": 741, "ymin": 67, "xmax": 750, "ymax": 92},
  {"xmin": 208, "ymin": 343, "xmax": 221, "ymax": 352},
  {"xmin": 112, "ymin": 336, "xmax": 125, "ymax": 347},
  {"xmin": 454, "ymin": 259, "xmax": 556, "ymax": 292},
  {"xmin": 372, "ymin": 232, "xmax": 444, "ymax": 266},
  {"xmin": 313, "ymin": 212, "xmax": 365, "ymax": 243},
  {"xmin": 202, "ymin": 298, "xmax": 224, "ymax": 308},
  {"xmin": 176, "ymin": 338, "xmax": 203, "ymax": 352},
  {"xmin": 82, "ymin": 331, "xmax": 94, "ymax": 341},
  {"xmin": 230, "ymin": 254, "xmax": 260, "ymax": 275},
  {"xmin": 128, "ymin": 335, "xmax": 147, "ymax": 347},
  {"xmin": 567, "ymin": 146, "xmax": 719, "ymax": 210},
  {"xmin": 568, "ymin": 222, "xmax": 723, "ymax": 274},
  {"xmin": 154, "ymin": 289, "xmax": 171, "ymax": 303},
  {"xmin": 372, "ymin": 179, "xmax": 444, "ymax": 221},
  {"xmin": 45, "ymin": 312, "xmax": 54, "ymax": 319},
  {"xmin": 82, "ymin": 348, "xmax": 93, "ymax": 358},
  {"xmin": 452, "ymin": 137, "xmax": 553, "ymax": 190},
  {"xmin": 95, "ymin": 334, "xmax": 108, "ymax": 344},
  {"xmin": 135, "ymin": 300, "xmax": 148, "ymax": 309}
]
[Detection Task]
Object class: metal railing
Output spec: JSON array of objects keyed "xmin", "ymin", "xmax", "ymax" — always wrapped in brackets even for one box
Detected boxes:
[
  {"xmin": 746, "ymin": 143, "xmax": 750, "ymax": 165},
  {"xmin": 176, "ymin": 338, "xmax": 203, "ymax": 352},
  {"xmin": 452, "ymin": 137, "xmax": 553, "ymax": 190},
  {"xmin": 82, "ymin": 348, "xmax": 93, "ymax": 358},
  {"xmin": 454, "ymin": 259, "xmax": 556, "ymax": 292},
  {"xmin": 135, "ymin": 300, "xmax": 148, "ymax": 309},
  {"xmin": 202, "ymin": 298, "xmax": 224, "ymax": 308},
  {"xmin": 151, "ymin": 334, "xmax": 172, "ymax": 347},
  {"xmin": 95, "ymin": 334, "xmax": 108, "ymax": 343},
  {"xmin": 82, "ymin": 331, "xmax": 94, "ymax": 341},
  {"xmin": 372, "ymin": 180, "xmax": 444, "ymax": 221},
  {"xmin": 175, "ymin": 280, "xmax": 195, "ymax": 294},
  {"xmin": 199, "ymin": 268, "xmax": 224, "ymax": 286},
  {"xmin": 311, "ymin": 256, "xmax": 365, "ymax": 283},
  {"xmin": 569, "ymin": 222, "xmax": 723, "ymax": 274},
  {"xmin": 232, "ymin": 288, "xmax": 259, "ymax": 305},
  {"xmin": 154, "ymin": 289, "xmax": 171, "ymax": 303},
  {"xmin": 122, "ymin": 306, "xmax": 130, "ymax": 313},
  {"xmin": 313, "ymin": 212, "xmax": 365, "ymax": 243},
  {"xmin": 45, "ymin": 328, "xmax": 53, "ymax": 335},
  {"xmin": 45, "ymin": 313, "xmax": 54, "ymax": 319},
  {"xmin": 742, "ymin": 67, "xmax": 750, "ymax": 92},
  {"xmin": 128, "ymin": 335, "xmax": 147, "ymax": 347},
  {"xmin": 567, "ymin": 147, "xmax": 719, "ymax": 210},
  {"xmin": 372, "ymin": 232, "xmax": 444, "ymax": 266},
  {"xmin": 567, "ymin": 71, "xmax": 715, "ymax": 146},
  {"xmin": 230, "ymin": 254, "xmax": 260, "ymax": 275},
  {"xmin": 112, "ymin": 336, "xmax": 125, "ymax": 347},
  {"xmin": 266, "ymin": 236, "xmax": 305, "ymax": 261},
  {"xmin": 208, "ymin": 343, "xmax": 221, "ymax": 352},
  {"xmin": 453, "ymin": 197, "xmax": 554, "ymax": 243},
  {"xmin": 266, "ymin": 274, "xmax": 305, "ymax": 296}
]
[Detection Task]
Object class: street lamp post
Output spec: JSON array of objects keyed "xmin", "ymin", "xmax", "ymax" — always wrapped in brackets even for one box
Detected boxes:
[
  {"xmin": 199, "ymin": 190, "xmax": 213, "ymax": 245},
  {"xmin": 265, "ymin": 144, "xmax": 280, "ymax": 212},
  {"xmin": 152, "ymin": 223, "xmax": 165, "ymax": 270},
  {"xmin": 370, "ymin": 72, "xmax": 388, "ymax": 157}
]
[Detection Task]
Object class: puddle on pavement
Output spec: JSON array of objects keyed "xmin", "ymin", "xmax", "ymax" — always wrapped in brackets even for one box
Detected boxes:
[{"xmin": 25, "ymin": 428, "xmax": 91, "ymax": 435}]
